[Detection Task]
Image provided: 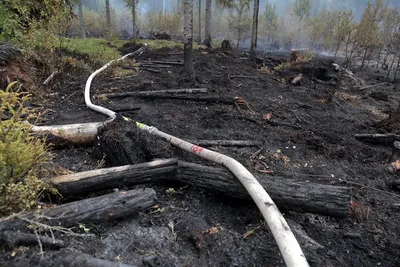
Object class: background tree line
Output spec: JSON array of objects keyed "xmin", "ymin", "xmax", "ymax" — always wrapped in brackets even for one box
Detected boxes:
[{"xmin": 1, "ymin": 0, "xmax": 400, "ymax": 77}]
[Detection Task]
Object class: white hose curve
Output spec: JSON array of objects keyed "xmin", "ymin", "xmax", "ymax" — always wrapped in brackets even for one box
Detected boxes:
[{"xmin": 84, "ymin": 47, "xmax": 310, "ymax": 267}]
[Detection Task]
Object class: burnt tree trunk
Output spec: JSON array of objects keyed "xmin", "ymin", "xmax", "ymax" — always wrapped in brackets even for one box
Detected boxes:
[
  {"xmin": 376, "ymin": 47, "xmax": 382, "ymax": 68},
  {"xmin": 105, "ymin": 0, "xmax": 111, "ymax": 41},
  {"xmin": 250, "ymin": 0, "xmax": 260, "ymax": 53},
  {"xmin": 78, "ymin": 0, "xmax": 86, "ymax": 38},
  {"xmin": 198, "ymin": 0, "xmax": 202, "ymax": 44},
  {"xmin": 394, "ymin": 55, "xmax": 400, "ymax": 81},
  {"xmin": 387, "ymin": 54, "xmax": 396, "ymax": 78},
  {"xmin": 184, "ymin": 0, "xmax": 194, "ymax": 75},
  {"xmin": 361, "ymin": 48, "xmax": 368, "ymax": 69},
  {"xmin": 51, "ymin": 159, "xmax": 351, "ymax": 217},
  {"xmin": 203, "ymin": 0, "xmax": 212, "ymax": 47},
  {"xmin": 131, "ymin": 0, "xmax": 137, "ymax": 39}
]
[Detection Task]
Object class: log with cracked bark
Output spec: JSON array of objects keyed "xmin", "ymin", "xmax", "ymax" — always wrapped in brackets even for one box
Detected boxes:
[
  {"xmin": 0, "ymin": 188, "xmax": 157, "ymax": 232},
  {"xmin": 50, "ymin": 159, "xmax": 350, "ymax": 217},
  {"xmin": 46, "ymin": 250, "xmax": 136, "ymax": 267},
  {"xmin": 1, "ymin": 230, "xmax": 65, "ymax": 249}
]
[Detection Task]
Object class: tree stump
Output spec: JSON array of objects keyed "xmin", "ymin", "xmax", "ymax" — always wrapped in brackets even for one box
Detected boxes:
[{"xmin": 221, "ymin": 40, "xmax": 232, "ymax": 50}]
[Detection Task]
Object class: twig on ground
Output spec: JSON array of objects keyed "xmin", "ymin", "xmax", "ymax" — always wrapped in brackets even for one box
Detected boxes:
[
  {"xmin": 43, "ymin": 71, "xmax": 60, "ymax": 85},
  {"xmin": 34, "ymin": 230, "xmax": 44, "ymax": 258},
  {"xmin": 16, "ymin": 214, "xmax": 94, "ymax": 237}
]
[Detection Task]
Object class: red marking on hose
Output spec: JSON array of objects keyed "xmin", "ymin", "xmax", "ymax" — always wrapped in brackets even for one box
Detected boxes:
[{"xmin": 191, "ymin": 145, "xmax": 204, "ymax": 154}]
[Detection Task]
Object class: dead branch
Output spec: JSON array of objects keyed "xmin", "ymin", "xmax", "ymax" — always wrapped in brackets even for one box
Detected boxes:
[
  {"xmin": 96, "ymin": 88, "xmax": 208, "ymax": 99},
  {"xmin": 354, "ymin": 133, "xmax": 400, "ymax": 146},
  {"xmin": 43, "ymin": 71, "xmax": 59, "ymax": 85},
  {"xmin": 105, "ymin": 104, "xmax": 141, "ymax": 113},
  {"xmin": 147, "ymin": 60, "xmax": 183, "ymax": 66},
  {"xmin": 229, "ymin": 74, "xmax": 258, "ymax": 79},
  {"xmin": 135, "ymin": 95, "xmax": 236, "ymax": 104},
  {"xmin": 267, "ymin": 120, "xmax": 301, "ymax": 130},
  {"xmin": 360, "ymin": 82, "xmax": 388, "ymax": 90},
  {"xmin": 139, "ymin": 64, "xmax": 173, "ymax": 68},
  {"xmin": 1, "ymin": 230, "xmax": 65, "ymax": 249},
  {"xmin": 142, "ymin": 68, "xmax": 161, "ymax": 73}
]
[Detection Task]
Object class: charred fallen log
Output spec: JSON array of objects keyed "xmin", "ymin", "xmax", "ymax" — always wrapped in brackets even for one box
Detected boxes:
[
  {"xmin": 1, "ymin": 230, "xmax": 65, "ymax": 249},
  {"xmin": 134, "ymin": 95, "xmax": 236, "ymax": 104},
  {"xmin": 176, "ymin": 161, "xmax": 350, "ymax": 217},
  {"xmin": 47, "ymin": 250, "xmax": 136, "ymax": 267},
  {"xmin": 52, "ymin": 159, "xmax": 177, "ymax": 196},
  {"xmin": 50, "ymin": 159, "xmax": 350, "ymax": 217},
  {"xmin": 0, "ymin": 188, "xmax": 156, "ymax": 232},
  {"xmin": 96, "ymin": 88, "xmax": 208, "ymax": 99}
]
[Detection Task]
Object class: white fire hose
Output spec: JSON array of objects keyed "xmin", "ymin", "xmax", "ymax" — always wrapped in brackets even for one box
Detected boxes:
[{"xmin": 84, "ymin": 45, "xmax": 310, "ymax": 267}]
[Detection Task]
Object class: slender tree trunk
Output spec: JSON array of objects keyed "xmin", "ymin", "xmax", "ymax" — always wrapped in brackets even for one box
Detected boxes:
[
  {"xmin": 237, "ymin": 12, "xmax": 242, "ymax": 48},
  {"xmin": 105, "ymin": 0, "xmax": 111, "ymax": 41},
  {"xmin": 131, "ymin": 0, "xmax": 137, "ymax": 39},
  {"xmin": 184, "ymin": 0, "xmax": 194, "ymax": 75},
  {"xmin": 198, "ymin": 0, "xmax": 202, "ymax": 44},
  {"xmin": 361, "ymin": 48, "xmax": 368, "ymax": 69},
  {"xmin": 376, "ymin": 46, "xmax": 382, "ymax": 68},
  {"xmin": 394, "ymin": 55, "xmax": 400, "ymax": 81},
  {"xmin": 163, "ymin": 0, "xmax": 166, "ymax": 15},
  {"xmin": 334, "ymin": 39, "xmax": 341, "ymax": 58},
  {"xmin": 203, "ymin": 0, "xmax": 212, "ymax": 47},
  {"xmin": 250, "ymin": 0, "xmax": 260, "ymax": 53},
  {"xmin": 387, "ymin": 54, "xmax": 396, "ymax": 78},
  {"xmin": 78, "ymin": 0, "xmax": 86, "ymax": 38}
]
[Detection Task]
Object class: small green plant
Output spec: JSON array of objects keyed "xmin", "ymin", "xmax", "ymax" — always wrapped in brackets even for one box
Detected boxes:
[{"xmin": 0, "ymin": 82, "xmax": 52, "ymax": 216}]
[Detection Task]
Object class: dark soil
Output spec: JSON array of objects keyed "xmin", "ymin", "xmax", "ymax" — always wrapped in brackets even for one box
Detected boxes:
[{"xmin": 1, "ymin": 44, "xmax": 400, "ymax": 267}]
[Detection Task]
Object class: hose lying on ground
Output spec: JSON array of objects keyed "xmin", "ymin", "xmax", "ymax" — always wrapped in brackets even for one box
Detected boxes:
[{"xmin": 83, "ymin": 45, "xmax": 310, "ymax": 267}]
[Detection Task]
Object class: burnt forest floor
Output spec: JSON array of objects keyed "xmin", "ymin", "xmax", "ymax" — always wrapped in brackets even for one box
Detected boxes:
[{"xmin": 2, "ymin": 43, "xmax": 400, "ymax": 267}]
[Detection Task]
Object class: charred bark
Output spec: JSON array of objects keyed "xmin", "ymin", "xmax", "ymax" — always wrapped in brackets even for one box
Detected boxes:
[
  {"xmin": 0, "ymin": 188, "xmax": 157, "ymax": 232},
  {"xmin": 51, "ymin": 159, "xmax": 177, "ymax": 196},
  {"xmin": 250, "ymin": 0, "xmax": 260, "ymax": 53},
  {"xmin": 203, "ymin": 0, "xmax": 212, "ymax": 47},
  {"xmin": 48, "ymin": 250, "xmax": 135, "ymax": 267},
  {"xmin": 97, "ymin": 88, "xmax": 208, "ymax": 99},
  {"xmin": 51, "ymin": 160, "xmax": 351, "ymax": 217},
  {"xmin": 1, "ymin": 230, "xmax": 65, "ymax": 249},
  {"xmin": 183, "ymin": 0, "xmax": 194, "ymax": 75},
  {"xmin": 105, "ymin": 0, "xmax": 111, "ymax": 41},
  {"xmin": 198, "ymin": 0, "xmax": 202, "ymax": 44},
  {"xmin": 131, "ymin": 0, "xmax": 137, "ymax": 39}
]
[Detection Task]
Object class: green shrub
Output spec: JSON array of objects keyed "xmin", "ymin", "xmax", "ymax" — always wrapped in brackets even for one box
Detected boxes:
[{"xmin": 0, "ymin": 82, "xmax": 52, "ymax": 216}]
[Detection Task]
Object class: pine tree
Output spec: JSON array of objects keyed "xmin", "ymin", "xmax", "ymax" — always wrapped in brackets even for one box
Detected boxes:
[
  {"xmin": 227, "ymin": 0, "xmax": 251, "ymax": 48},
  {"xmin": 123, "ymin": 0, "xmax": 139, "ymax": 39},
  {"xmin": 264, "ymin": 1, "xmax": 277, "ymax": 43}
]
